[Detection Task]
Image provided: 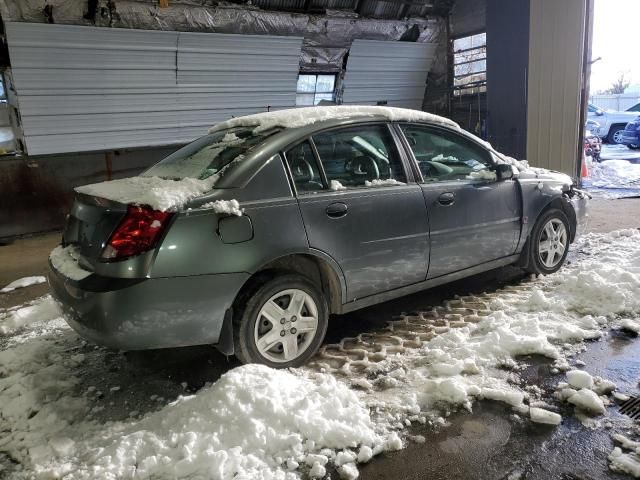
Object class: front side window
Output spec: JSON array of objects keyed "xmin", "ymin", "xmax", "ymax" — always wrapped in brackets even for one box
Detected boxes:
[
  {"xmin": 142, "ymin": 127, "xmax": 278, "ymax": 180},
  {"xmin": 312, "ymin": 124, "xmax": 406, "ymax": 189},
  {"xmin": 400, "ymin": 124, "xmax": 493, "ymax": 182}
]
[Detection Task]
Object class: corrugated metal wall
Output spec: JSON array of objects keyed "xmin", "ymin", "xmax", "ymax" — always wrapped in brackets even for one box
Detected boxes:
[
  {"xmin": 5, "ymin": 22, "xmax": 303, "ymax": 155},
  {"xmin": 590, "ymin": 94, "xmax": 640, "ymax": 112},
  {"xmin": 526, "ymin": 0, "xmax": 587, "ymax": 176},
  {"xmin": 342, "ymin": 39, "xmax": 436, "ymax": 109}
]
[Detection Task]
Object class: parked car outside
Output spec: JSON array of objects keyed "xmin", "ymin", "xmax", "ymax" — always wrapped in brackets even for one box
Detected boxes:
[
  {"xmin": 587, "ymin": 103, "xmax": 639, "ymax": 144},
  {"xmin": 626, "ymin": 102, "xmax": 640, "ymax": 112},
  {"xmin": 621, "ymin": 115, "xmax": 640, "ymax": 150},
  {"xmin": 48, "ymin": 106, "xmax": 589, "ymax": 368}
]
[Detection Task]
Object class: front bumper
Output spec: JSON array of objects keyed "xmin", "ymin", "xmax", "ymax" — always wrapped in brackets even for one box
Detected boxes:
[
  {"xmin": 621, "ymin": 131, "xmax": 640, "ymax": 146},
  {"xmin": 48, "ymin": 259, "xmax": 249, "ymax": 351},
  {"xmin": 569, "ymin": 189, "xmax": 590, "ymax": 240}
]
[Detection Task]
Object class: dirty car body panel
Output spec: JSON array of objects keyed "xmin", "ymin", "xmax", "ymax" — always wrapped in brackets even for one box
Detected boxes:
[{"xmin": 48, "ymin": 110, "xmax": 588, "ymax": 352}]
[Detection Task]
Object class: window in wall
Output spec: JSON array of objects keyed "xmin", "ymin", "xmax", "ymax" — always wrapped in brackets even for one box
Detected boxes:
[
  {"xmin": 453, "ymin": 33, "xmax": 486, "ymax": 96},
  {"xmin": 296, "ymin": 74, "xmax": 336, "ymax": 106}
]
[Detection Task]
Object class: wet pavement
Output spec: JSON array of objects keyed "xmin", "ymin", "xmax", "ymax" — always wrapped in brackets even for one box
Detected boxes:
[{"xmin": 357, "ymin": 330, "xmax": 640, "ymax": 480}]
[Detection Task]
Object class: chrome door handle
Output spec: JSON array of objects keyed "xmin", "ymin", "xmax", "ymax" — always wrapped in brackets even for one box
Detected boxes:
[
  {"xmin": 438, "ymin": 192, "xmax": 455, "ymax": 206},
  {"xmin": 326, "ymin": 202, "xmax": 348, "ymax": 218}
]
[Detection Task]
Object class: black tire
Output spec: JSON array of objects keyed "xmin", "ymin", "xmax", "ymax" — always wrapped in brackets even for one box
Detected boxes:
[
  {"xmin": 233, "ymin": 273, "xmax": 328, "ymax": 368},
  {"xmin": 628, "ymin": 144, "xmax": 640, "ymax": 150},
  {"xmin": 521, "ymin": 208, "xmax": 571, "ymax": 275},
  {"xmin": 608, "ymin": 125, "xmax": 625, "ymax": 144}
]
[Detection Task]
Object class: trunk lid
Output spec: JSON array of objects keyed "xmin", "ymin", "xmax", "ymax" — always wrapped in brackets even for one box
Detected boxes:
[{"xmin": 62, "ymin": 193, "xmax": 128, "ymax": 268}]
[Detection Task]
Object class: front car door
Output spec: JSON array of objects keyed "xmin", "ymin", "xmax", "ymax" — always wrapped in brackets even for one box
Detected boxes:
[
  {"xmin": 283, "ymin": 122, "xmax": 430, "ymax": 301},
  {"xmin": 396, "ymin": 123, "xmax": 521, "ymax": 279}
]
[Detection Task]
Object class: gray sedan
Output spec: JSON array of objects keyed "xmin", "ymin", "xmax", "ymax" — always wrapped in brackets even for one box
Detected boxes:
[{"xmin": 48, "ymin": 106, "xmax": 589, "ymax": 367}]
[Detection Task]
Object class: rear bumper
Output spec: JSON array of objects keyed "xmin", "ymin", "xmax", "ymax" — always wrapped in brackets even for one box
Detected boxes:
[{"xmin": 48, "ymin": 260, "xmax": 249, "ymax": 351}]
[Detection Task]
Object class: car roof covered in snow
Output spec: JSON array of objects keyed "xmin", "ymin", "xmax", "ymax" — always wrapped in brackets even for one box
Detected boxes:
[{"xmin": 208, "ymin": 106, "xmax": 460, "ymax": 135}]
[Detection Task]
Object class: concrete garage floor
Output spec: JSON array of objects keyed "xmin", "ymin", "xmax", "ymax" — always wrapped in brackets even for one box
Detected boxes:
[{"xmin": 0, "ymin": 196, "xmax": 639, "ymax": 479}]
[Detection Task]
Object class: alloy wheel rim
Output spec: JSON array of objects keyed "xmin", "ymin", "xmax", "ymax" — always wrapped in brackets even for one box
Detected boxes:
[
  {"xmin": 538, "ymin": 218, "xmax": 568, "ymax": 269},
  {"xmin": 613, "ymin": 130, "xmax": 625, "ymax": 144},
  {"xmin": 254, "ymin": 288, "xmax": 319, "ymax": 363}
]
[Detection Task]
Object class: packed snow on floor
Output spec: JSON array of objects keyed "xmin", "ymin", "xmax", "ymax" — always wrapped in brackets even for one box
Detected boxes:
[
  {"xmin": 2, "ymin": 229, "xmax": 640, "ymax": 479},
  {"xmin": 209, "ymin": 106, "xmax": 459, "ymax": 135},
  {"xmin": 601, "ymin": 144, "xmax": 640, "ymax": 162},
  {"xmin": 609, "ymin": 433, "xmax": 640, "ymax": 478},
  {"xmin": 0, "ymin": 276, "xmax": 46, "ymax": 293},
  {"xmin": 0, "ymin": 295, "xmax": 60, "ymax": 335}
]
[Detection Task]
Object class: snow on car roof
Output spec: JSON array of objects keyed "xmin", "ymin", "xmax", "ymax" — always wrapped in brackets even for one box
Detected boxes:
[{"xmin": 208, "ymin": 106, "xmax": 460, "ymax": 134}]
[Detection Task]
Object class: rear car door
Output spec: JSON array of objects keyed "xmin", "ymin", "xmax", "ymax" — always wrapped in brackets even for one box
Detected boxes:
[
  {"xmin": 397, "ymin": 123, "xmax": 521, "ymax": 279},
  {"xmin": 284, "ymin": 123, "xmax": 429, "ymax": 301}
]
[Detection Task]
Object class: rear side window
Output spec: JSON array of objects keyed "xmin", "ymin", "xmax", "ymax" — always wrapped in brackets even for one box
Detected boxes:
[
  {"xmin": 142, "ymin": 127, "xmax": 277, "ymax": 180},
  {"xmin": 399, "ymin": 124, "xmax": 493, "ymax": 182},
  {"xmin": 312, "ymin": 124, "xmax": 406, "ymax": 189},
  {"xmin": 285, "ymin": 141, "xmax": 325, "ymax": 193}
]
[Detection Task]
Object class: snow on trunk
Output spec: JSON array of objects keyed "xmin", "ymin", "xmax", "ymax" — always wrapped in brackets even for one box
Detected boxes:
[{"xmin": 74, "ymin": 175, "xmax": 219, "ymax": 212}]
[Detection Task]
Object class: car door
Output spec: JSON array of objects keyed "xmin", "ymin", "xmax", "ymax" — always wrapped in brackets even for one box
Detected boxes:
[
  {"xmin": 397, "ymin": 123, "xmax": 521, "ymax": 279},
  {"xmin": 283, "ymin": 123, "xmax": 430, "ymax": 301}
]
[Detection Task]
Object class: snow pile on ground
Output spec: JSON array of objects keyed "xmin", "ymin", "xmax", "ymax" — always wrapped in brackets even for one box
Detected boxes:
[
  {"xmin": 209, "ymin": 106, "xmax": 459, "ymax": 134},
  {"xmin": 364, "ymin": 179, "xmax": 406, "ymax": 187},
  {"xmin": 75, "ymin": 175, "xmax": 219, "ymax": 212},
  {"xmin": 39, "ymin": 365, "xmax": 387, "ymax": 480},
  {"xmin": 49, "ymin": 245, "xmax": 91, "ymax": 281},
  {"xmin": 0, "ymin": 276, "xmax": 46, "ymax": 293},
  {"xmin": 0, "ymin": 321, "xmax": 89, "ymax": 469},
  {"xmin": 0, "ymin": 295, "xmax": 60, "ymax": 335},
  {"xmin": 609, "ymin": 434, "xmax": 640, "ymax": 477},
  {"xmin": 600, "ymin": 144, "xmax": 640, "ymax": 162},
  {"xmin": 587, "ymin": 159, "xmax": 640, "ymax": 189},
  {"xmin": 554, "ymin": 370, "xmax": 616, "ymax": 418},
  {"xmin": 201, "ymin": 199, "xmax": 243, "ymax": 216},
  {"xmin": 3, "ymin": 229, "xmax": 640, "ymax": 479},
  {"xmin": 312, "ymin": 229, "xmax": 640, "ymax": 437}
]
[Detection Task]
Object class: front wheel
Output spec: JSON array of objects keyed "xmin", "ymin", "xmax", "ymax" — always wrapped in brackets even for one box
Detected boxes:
[
  {"xmin": 233, "ymin": 273, "xmax": 328, "ymax": 368},
  {"xmin": 628, "ymin": 144, "xmax": 640, "ymax": 150},
  {"xmin": 608, "ymin": 126, "xmax": 625, "ymax": 145},
  {"xmin": 522, "ymin": 209, "xmax": 571, "ymax": 275}
]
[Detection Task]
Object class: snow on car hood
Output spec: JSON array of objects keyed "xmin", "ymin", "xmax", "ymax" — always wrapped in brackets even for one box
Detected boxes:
[
  {"xmin": 209, "ymin": 106, "xmax": 460, "ymax": 134},
  {"xmin": 74, "ymin": 175, "xmax": 219, "ymax": 212}
]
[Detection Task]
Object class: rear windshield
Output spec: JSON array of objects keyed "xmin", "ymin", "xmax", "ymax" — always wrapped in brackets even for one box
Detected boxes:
[{"xmin": 141, "ymin": 127, "xmax": 277, "ymax": 180}]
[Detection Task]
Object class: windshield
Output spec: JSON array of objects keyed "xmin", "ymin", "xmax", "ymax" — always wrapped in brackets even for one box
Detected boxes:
[{"xmin": 141, "ymin": 127, "xmax": 278, "ymax": 180}]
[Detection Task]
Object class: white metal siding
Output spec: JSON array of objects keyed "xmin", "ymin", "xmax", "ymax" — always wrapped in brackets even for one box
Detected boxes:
[
  {"xmin": 590, "ymin": 94, "xmax": 640, "ymax": 112},
  {"xmin": 342, "ymin": 40, "xmax": 437, "ymax": 109},
  {"xmin": 527, "ymin": 0, "xmax": 587, "ymax": 176},
  {"xmin": 5, "ymin": 22, "xmax": 302, "ymax": 155}
]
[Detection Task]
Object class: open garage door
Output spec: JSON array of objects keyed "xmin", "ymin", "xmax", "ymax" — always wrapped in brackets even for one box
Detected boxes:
[
  {"xmin": 342, "ymin": 39, "xmax": 437, "ymax": 109},
  {"xmin": 4, "ymin": 22, "xmax": 302, "ymax": 156}
]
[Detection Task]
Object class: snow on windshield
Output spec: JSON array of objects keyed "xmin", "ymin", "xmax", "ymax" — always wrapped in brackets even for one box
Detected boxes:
[{"xmin": 209, "ymin": 106, "xmax": 460, "ymax": 134}]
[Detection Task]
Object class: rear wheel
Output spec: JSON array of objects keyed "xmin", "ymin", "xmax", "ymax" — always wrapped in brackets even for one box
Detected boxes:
[
  {"xmin": 522, "ymin": 209, "xmax": 571, "ymax": 275},
  {"xmin": 628, "ymin": 144, "xmax": 640, "ymax": 150},
  {"xmin": 233, "ymin": 273, "xmax": 328, "ymax": 367}
]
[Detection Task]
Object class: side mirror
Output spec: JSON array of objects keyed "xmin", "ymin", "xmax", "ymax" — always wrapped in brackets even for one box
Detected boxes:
[{"xmin": 494, "ymin": 163, "xmax": 514, "ymax": 181}]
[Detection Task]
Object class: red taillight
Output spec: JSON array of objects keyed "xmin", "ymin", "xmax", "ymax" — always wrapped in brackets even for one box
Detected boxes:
[{"xmin": 101, "ymin": 206, "xmax": 173, "ymax": 261}]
